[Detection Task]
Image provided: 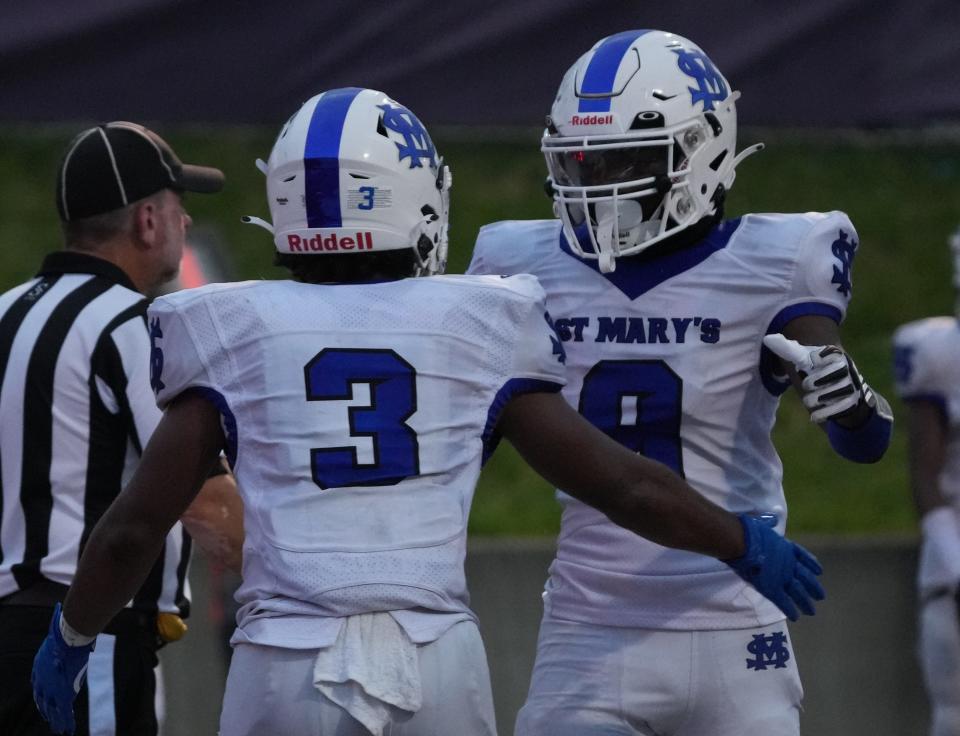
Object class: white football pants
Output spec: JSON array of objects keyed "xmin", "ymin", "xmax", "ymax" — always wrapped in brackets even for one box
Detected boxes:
[
  {"xmin": 218, "ymin": 620, "xmax": 497, "ymax": 736},
  {"xmin": 516, "ymin": 616, "xmax": 802, "ymax": 736},
  {"xmin": 920, "ymin": 593, "xmax": 960, "ymax": 736}
]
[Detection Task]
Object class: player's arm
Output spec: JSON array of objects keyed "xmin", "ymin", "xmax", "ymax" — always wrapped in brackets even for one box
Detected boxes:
[
  {"xmin": 497, "ymin": 390, "xmax": 824, "ymax": 620},
  {"xmin": 906, "ymin": 399, "xmax": 949, "ymax": 517},
  {"xmin": 180, "ymin": 461, "xmax": 244, "ymax": 573},
  {"xmin": 765, "ymin": 314, "xmax": 892, "ymax": 462},
  {"xmin": 905, "ymin": 398, "xmax": 960, "ymax": 599},
  {"xmin": 65, "ymin": 391, "xmax": 224, "ymax": 635},
  {"xmin": 32, "ymin": 391, "xmax": 224, "ymax": 734},
  {"xmin": 499, "ymin": 391, "xmax": 742, "ymax": 557},
  {"xmin": 115, "ymin": 310, "xmax": 244, "ymax": 573},
  {"xmin": 892, "ymin": 327, "xmax": 960, "ymax": 601}
]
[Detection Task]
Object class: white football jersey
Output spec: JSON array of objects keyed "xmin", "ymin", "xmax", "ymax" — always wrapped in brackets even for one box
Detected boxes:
[
  {"xmin": 893, "ymin": 317, "xmax": 960, "ymax": 504},
  {"xmin": 148, "ymin": 275, "xmax": 565, "ymax": 647},
  {"xmin": 469, "ymin": 212, "xmax": 856, "ymax": 629}
]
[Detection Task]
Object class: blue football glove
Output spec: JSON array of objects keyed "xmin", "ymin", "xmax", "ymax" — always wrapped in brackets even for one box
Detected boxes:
[
  {"xmin": 31, "ymin": 603, "xmax": 95, "ymax": 736},
  {"xmin": 724, "ymin": 514, "xmax": 825, "ymax": 621}
]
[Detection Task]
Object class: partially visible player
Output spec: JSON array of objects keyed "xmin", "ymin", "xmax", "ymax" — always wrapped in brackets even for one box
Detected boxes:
[
  {"xmin": 893, "ymin": 227, "xmax": 960, "ymax": 736},
  {"xmin": 468, "ymin": 30, "xmax": 891, "ymax": 735},
  {"xmin": 32, "ymin": 88, "xmax": 822, "ymax": 736}
]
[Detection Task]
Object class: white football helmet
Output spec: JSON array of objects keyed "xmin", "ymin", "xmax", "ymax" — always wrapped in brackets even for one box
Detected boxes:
[
  {"xmin": 543, "ymin": 30, "xmax": 763, "ymax": 272},
  {"xmin": 244, "ymin": 87, "xmax": 451, "ymax": 275}
]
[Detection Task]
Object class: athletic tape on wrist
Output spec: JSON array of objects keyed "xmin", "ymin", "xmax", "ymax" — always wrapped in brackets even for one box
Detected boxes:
[
  {"xmin": 59, "ymin": 612, "xmax": 96, "ymax": 648},
  {"xmin": 825, "ymin": 405, "xmax": 892, "ymax": 463}
]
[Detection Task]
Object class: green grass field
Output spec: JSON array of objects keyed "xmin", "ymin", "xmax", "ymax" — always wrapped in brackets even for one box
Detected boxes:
[{"xmin": 3, "ymin": 125, "xmax": 959, "ymax": 535}]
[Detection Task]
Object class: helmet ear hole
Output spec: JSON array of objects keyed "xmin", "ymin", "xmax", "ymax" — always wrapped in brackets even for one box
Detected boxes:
[
  {"xmin": 416, "ymin": 233, "xmax": 434, "ymax": 262},
  {"xmin": 630, "ymin": 112, "xmax": 665, "ymax": 130},
  {"xmin": 708, "ymin": 151, "xmax": 728, "ymax": 171},
  {"xmin": 704, "ymin": 112, "xmax": 723, "ymax": 136}
]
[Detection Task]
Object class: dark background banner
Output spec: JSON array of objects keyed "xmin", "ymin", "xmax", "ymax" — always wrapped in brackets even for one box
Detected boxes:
[{"xmin": 2, "ymin": 0, "xmax": 958, "ymax": 128}]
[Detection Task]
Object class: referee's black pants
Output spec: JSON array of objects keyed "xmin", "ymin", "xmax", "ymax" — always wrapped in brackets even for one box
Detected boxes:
[{"xmin": 0, "ymin": 604, "xmax": 161, "ymax": 736}]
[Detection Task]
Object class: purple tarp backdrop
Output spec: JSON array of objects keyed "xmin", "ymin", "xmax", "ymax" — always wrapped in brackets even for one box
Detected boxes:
[{"xmin": 2, "ymin": 0, "xmax": 958, "ymax": 129}]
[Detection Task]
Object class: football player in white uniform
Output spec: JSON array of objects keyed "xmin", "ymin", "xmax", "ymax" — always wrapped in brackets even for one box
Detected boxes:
[
  {"xmin": 31, "ymin": 88, "xmax": 823, "ymax": 736},
  {"xmin": 893, "ymin": 227, "xmax": 960, "ymax": 736},
  {"xmin": 468, "ymin": 31, "xmax": 893, "ymax": 736}
]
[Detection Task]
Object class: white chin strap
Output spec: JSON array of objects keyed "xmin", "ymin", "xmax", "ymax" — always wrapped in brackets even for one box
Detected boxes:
[
  {"xmin": 594, "ymin": 200, "xmax": 645, "ymax": 273},
  {"xmin": 240, "ymin": 215, "xmax": 274, "ymax": 234},
  {"xmin": 732, "ymin": 143, "xmax": 765, "ymax": 169},
  {"xmin": 243, "ymin": 159, "xmax": 276, "ymax": 234}
]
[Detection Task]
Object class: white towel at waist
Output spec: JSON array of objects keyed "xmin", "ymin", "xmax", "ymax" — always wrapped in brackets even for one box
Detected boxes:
[{"xmin": 313, "ymin": 612, "xmax": 422, "ymax": 735}]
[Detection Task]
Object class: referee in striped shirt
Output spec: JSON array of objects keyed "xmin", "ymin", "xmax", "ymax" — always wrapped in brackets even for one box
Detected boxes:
[{"xmin": 0, "ymin": 122, "xmax": 243, "ymax": 735}]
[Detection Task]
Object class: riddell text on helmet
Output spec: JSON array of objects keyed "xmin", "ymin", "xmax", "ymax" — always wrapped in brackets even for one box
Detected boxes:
[
  {"xmin": 286, "ymin": 232, "xmax": 374, "ymax": 252},
  {"xmin": 569, "ymin": 114, "xmax": 614, "ymax": 126}
]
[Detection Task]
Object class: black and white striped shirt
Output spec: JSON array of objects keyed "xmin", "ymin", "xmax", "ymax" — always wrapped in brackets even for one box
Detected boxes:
[{"xmin": 0, "ymin": 251, "xmax": 191, "ymax": 616}]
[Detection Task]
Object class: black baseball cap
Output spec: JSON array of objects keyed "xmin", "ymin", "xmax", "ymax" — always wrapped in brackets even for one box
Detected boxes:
[{"xmin": 56, "ymin": 121, "xmax": 225, "ymax": 221}]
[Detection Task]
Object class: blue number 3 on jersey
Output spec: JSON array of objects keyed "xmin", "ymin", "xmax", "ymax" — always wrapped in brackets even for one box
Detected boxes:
[{"xmin": 304, "ymin": 348, "xmax": 420, "ymax": 489}]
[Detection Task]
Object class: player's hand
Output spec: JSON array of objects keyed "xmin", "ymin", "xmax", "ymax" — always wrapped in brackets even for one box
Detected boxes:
[
  {"xmin": 724, "ymin": 514, "xmax": 825, "ymax": 621},
  {"xmin": 31, "ymin": 603, "xmax": 95, "ymax": 735},
  {"xmin": 762, "ymin": 333, "xmax": 879, "ymax": 424}
]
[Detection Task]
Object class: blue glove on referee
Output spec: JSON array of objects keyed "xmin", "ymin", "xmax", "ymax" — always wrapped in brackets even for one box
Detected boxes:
[
  {"xmin": 31, "ymin": 603, "xmax": 95, "ymax": 736},
  {"xmin": 724, "ymin": 514, "xmax": 825, "ymax": 621}
]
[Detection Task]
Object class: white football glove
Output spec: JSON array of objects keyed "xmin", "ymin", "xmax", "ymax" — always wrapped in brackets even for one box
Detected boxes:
[{"xmin": 763, "ymin": 333, "xmax": 891, "ymax": 424}]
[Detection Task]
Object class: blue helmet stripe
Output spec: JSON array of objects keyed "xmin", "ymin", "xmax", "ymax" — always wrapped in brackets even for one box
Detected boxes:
[
  {"xmin": 578, "ymin": 30, "xmax": 652, "ymax": 113},
  {"xmin": 304, "ymin": 87, "xmax": 364, "ymax": 228}
]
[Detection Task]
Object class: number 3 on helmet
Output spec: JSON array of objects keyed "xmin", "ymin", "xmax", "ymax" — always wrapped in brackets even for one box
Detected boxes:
[
  {"xmin": 543, "ymin": 30, "xmax": 763, "ymax": 272},
  {"xmin": 244, "ymin": 87, "xmax": 451, "ymax": 276}
]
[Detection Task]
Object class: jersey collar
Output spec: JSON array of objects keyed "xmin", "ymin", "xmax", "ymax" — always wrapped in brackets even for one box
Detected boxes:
[
  {"xmin": 37, "ymin": 251, "xmax": 138, "ymax": 292},
  {"xmin": 559, "ymin": 218, "xmax": 743, "ymax": 300}
]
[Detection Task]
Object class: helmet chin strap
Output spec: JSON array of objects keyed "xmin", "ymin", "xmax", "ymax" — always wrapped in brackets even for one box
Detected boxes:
[
  {"xmin": 594, "ymin": 205, "xmax": 619, "ymax": 273},
  {"xmin": 732, "ymin": 142, "xmax": 765, "ymax": 169},
  {"xmin": 243, "ymin": 159, "xmax": 276, "ymax": 234},
  {"xmin": 240, "ymin": 215, "xmax": 274, "ymax": 234},
  {"xmin": 594, "ymin": 200, "xmax": 646, "ymax": 273}
]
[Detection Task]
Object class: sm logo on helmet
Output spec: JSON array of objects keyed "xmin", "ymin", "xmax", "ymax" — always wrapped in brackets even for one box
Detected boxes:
[
  {"xmin": 378, "ymin": 103, "xmax": 437, "ymax": 169},
  {"xmin": 673, "ymin": 49, "xmax": 727, "ymax": 111}
]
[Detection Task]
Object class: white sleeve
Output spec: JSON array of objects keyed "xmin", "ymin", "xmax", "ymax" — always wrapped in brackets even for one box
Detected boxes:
[
  {"xmin": 504, "ymin": 275, "xmax": 566, "ymax": 387},
  {"xmin": 787, "ymin": 211, "xmax": 858, "ymax": 322},
  {"xmin": 467, "ymin": 224, "xmax": 500, "ymax": 276},
  {"xmin": 467, "ymin": 221, "xmax": 537, "ymax": 277},
  {"xmin": 893, "ymin": 323, "xmax": 942, "ymax": 403},
  {"xmin": 512, "ymin": 306, "xmax": 567, "ymax": 386},
  {"xmin": 147, "ymin": 296, "xmax": 215, "ymax": 410},
  {"xmin": 480, "ymin": 277, "xmax": 566, "ymax": 462}
]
